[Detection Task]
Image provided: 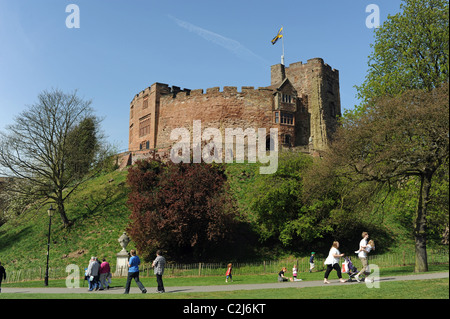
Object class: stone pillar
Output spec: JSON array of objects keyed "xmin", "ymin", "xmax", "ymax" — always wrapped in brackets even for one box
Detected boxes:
[{"xmin": 115, "ymin": 232, "xmax": 130, "ymax": 276}]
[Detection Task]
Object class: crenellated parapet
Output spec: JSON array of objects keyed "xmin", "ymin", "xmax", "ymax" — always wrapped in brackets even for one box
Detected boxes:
[{"xmin": 128, "ymin": 57, "xmax": 341, "ymax": 156}]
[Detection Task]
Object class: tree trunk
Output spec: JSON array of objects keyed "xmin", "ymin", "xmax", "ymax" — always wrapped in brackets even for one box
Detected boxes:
[
  {"xmin": 56, "ymin": 191, "xmax": 71, "ymax": 228},
  {"xmin": 414, "ymin": 172, "xmax": 433, "ymax": 272}
]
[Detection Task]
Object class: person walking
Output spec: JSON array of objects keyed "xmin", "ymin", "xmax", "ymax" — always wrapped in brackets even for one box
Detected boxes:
[
  {"xmin": 323, "ymin": 241, "xmax": 346, "ymax": 284},
  {"xmin": 152, "ymin": 250, "xmax": 166, "ymax": 293},
  {"xmin": 87, "ymin": 257, "xmax": 100, "ymax": 291},
  {"xmin": 99, "ymin": 258, "xmax": 111, "ymax": 290},
  {"xmin": 124, "ymin": 249, "xmax": 147, "ymax": 294},
  {"xmin": 355, "ymin": 232, "xmax": 370, "ymax": 282},
  {"xmin": 0, "ymin": 261, "xmax": 6, "ymax": 293},
  {"xmin": 225, "ymin": 263, "xmax": 233, "ymax": 283},
  {"xmin": 309, "ymin": 252, "xmax": 316, "ymax": 273}
]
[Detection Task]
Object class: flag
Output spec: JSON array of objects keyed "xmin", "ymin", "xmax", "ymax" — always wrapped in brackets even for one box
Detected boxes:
[{"xmin": 271, "ymin": 27, "xmax": 283, "ymax": 45}]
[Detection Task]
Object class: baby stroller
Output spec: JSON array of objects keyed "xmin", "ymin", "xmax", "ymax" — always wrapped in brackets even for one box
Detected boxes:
[{"xmin": 342, "ymin": 257, "xmax": 364, "ymax": 282}]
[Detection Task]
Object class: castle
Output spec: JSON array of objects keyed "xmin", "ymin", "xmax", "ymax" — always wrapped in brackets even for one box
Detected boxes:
[{"xmin": 125, "ymin": 57, "xmax": 341, "ymax": 165}]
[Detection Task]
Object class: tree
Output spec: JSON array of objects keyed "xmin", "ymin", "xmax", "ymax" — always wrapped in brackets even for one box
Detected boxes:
[
  {"xmin": 355, "ymin": 0, "xmax": 449, "ymax": 106},
  {"xmin": 330, "ymin": 84, "xmax": 449, "ymax": 272},
  {"xmin": 66, "ymin": 116, "xmax": 100, "ymax": 179},
  {"xmin": 0, "ymin": 89, "xmax": 107, "ymax": 227},
  {"xmin": 251, "ymin": 152, "xmax": 313, "ymax": 245},
  {"xmin": 127, "ymin": 160, "xmax": 238, "ymax": 262}
]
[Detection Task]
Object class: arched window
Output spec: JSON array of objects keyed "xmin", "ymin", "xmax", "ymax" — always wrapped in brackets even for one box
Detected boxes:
[
  {"xmin": 266, "ymin": 135, "xmax": 276, "ymax": 151},
  {"xmin": 330, "ymin": 102, "xmax": 336, "ymax": 118}
]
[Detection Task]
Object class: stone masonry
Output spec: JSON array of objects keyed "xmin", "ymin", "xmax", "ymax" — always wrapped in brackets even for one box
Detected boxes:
[{"xmin": 126, "ymin": 58, "xmax": 341, "ymax": 163}]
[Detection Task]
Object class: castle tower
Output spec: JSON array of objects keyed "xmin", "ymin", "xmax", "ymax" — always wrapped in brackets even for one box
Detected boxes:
[
  {"xmin": 271, "ymin": 58, "xmax": 341, "ymax": 151},
  {"xmin": 128, "ymin": 57, "xmax": 341, "ymax": 161}
]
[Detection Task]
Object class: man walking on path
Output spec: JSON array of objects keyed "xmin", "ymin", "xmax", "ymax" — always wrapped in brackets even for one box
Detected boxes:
[
  {"xmin": 355, "ymin": 232, "xmax": 369, "ymax": 282},
  {"xmin": 124, "ymin": 249, "xmax": 147, "ymax": 294},
  {"xmin": 87, "ymin": 257, "xmax": 100, "ymax": 291},
  {"xmin": 152, "ymin": 250, "xmax": 166, "ymax": 293},
  {"xmin": 0, "ymin": 261, "xmax": 6, "ymax": 293}
]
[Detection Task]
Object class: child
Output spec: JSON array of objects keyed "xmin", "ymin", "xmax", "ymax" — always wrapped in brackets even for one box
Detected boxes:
[
  {"xmin": 355, "ymin": 240, "xmax": 376, "ymax": 254},
  {"xmin": 292, "ymin": 264, "xmax": 303, "ymax": 282},
  {"xmin": 225, "ymin": 263, "xmax": 232, "ymax": 283},
  {"xmin": 309, "ymin": 252, "xmax": 315, "ymax": 273},
  {"xmin": 292, "ymin": 264, "xmax": 298, "ymax": 280},
  {"xmin": 366, "ymin": 240, "xmax": 375, "ymax": 253}
]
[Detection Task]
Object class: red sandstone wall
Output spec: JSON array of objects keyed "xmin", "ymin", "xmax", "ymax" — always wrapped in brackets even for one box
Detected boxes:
[{"xmin": 155, "ymin": 87, "xmax": 275, "ymax": 149}]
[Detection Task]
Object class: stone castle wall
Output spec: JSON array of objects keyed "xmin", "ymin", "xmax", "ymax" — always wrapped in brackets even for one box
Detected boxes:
[{"xmin": 127, "ymin": 57, "xmax": 341, "ymax": 161}]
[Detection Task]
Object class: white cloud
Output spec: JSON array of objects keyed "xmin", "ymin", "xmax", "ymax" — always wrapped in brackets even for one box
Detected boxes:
[{"xmin": 168, "ymin": 15, "xmax": 268, "ymax": 65}]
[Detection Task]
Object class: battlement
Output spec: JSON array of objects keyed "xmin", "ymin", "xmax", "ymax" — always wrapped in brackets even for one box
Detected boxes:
[
  {"xmin": 129, "ymin": 57, "xmax": 341, "ymax": 155},
  {"xmin": 284, "ymin": 58, "xmax": 339, "ymax": 74},
  {"xmin": 156, "ymin": 85, "xmax": 275, "ymax": 103}
]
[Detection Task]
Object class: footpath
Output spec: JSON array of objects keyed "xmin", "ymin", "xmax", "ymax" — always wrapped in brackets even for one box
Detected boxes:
[{"xmin": 1, "ymin": 271, "xmax": 448, "ymax": 295}]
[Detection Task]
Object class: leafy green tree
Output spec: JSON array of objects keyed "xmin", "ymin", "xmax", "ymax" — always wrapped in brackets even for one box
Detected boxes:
[
  {"xmin": 330, "ymin": 85, "xmax": 449, "ymax": 272},
  {"xmin": 66, "ymin": 117, "xmax": 100, "ymax": 179},
  {"xmin": 251, "ymin": 152, "xmax": 310, "ymax": 245},
  {"xmin": 355, "ymin": 0, "xmax": 449, "ymax": 106}
]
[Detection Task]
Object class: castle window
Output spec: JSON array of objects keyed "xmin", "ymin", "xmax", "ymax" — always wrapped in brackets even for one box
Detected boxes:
[
  {"xmin": 274, "ymin": 111, "xmax": 279, "ymax": 124},
  {"xmin": 140, "ymin": 141, "xmax": 149, "ymax": 150},
  {"xmin": 330, "ymin": 102, "xmax": 336, "ymax": 118},
  {"xmin": 282, "ymin": 94, "xmax": 293, "ymax": 103},
  {"xmin": 280, "ymin": 112, "xmax": 294, "ymax": 125},
  {"xmin": 282, "ymin": 134, "xmax": 291, "ymax": 147},
  {"xmin": 130, "ymin": 105, "xmax": 134, "ymax": 119},
  {"xmin": 143, "ymin": 95, "xmax": 149, "ymax": 109},
  {"xmin": 266, "ymin": 135, "xmax": 276, "ymax": 151},
  {"xmin": 129, "ymin": 124, "xmax": 134, "ymax": 144},
  {"xmin": 139, "ymin": 116, "xmax": 151, "ymax": 137},
  {"xmin": 327, "ymin": 79, "xmax": 334, "ymax": 94}
]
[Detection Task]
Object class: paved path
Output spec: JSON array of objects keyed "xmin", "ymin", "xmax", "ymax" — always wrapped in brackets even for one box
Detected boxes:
[{"xmin": 2, "ymin": 272, "xmax": 448, "ymax": 295}]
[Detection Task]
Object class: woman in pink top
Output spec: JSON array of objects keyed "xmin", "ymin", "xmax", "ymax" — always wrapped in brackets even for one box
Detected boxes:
[{"xmin": 99, "ymin": 258, "xmax": 111, "ymax": 290}]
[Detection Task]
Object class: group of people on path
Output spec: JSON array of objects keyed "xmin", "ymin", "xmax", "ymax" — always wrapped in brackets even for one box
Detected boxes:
[
  {"xmin": 123, "ymin": 249, "xmax": 166, "ymax": 294},
  {"xmin": 86, "ymin": 257, "xmax": 112, "ymax": 291},
  {"xmin": 274, "ymin": 232, "xmax": 375, "ymax": 284},
  {"xmin": 323, "ymin": 231, "xmax": 375, "ymax": 284},
  {"xmin": 86, "ymin": 249, "xmax": 166, "ymax": 294},
  {"xmin": 2, "ymin": 233, "xmax": 375, "ymax": 293}
]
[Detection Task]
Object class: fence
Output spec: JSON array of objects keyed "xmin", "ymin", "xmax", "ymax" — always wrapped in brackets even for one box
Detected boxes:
[{"xmin": 4, "ymin": 249, "xmax": 448, "ymax": 284}]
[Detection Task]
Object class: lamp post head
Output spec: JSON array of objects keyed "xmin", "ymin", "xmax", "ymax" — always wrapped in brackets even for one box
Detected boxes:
[{"xmin": 47, "ymin": 205, "xmax": 56, "ymax": 217}]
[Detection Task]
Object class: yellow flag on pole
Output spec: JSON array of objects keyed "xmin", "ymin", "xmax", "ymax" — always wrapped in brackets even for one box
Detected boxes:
[{"xmin": 271, "ymin": 27, "xmax": 283, "ymax": 45}]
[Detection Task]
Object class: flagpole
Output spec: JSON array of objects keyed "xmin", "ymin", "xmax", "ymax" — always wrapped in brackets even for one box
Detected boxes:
[{"xmin": 281, "ymin": 25, "xmax": 285, "ymax": 65}]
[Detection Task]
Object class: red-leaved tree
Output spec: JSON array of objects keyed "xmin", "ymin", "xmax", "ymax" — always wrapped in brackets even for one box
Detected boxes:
[{"xmin": 127, "ymin": 160, "xmax": 238, "ymax": 262}]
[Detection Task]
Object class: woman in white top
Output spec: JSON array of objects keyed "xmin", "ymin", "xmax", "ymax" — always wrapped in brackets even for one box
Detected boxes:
[{"xmin": 323, "ymin": 241, "xmax": 347, "ymax": 284}]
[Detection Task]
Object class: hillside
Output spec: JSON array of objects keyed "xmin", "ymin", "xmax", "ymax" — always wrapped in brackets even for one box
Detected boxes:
[
  {"xmin": 0, "ymin": 157, "xmax": 437, "ymax": 272},
  {"xmin": 0, "ymin": 170, "xmax": 130, "ymax": 271},
  {"xmin": 0, "ymin": 163, "xmax": 263, "ymax": 271}
]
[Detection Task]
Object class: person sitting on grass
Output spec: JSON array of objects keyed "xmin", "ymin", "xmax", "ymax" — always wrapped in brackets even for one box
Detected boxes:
[{"xmin": 278, "ymin": 267, "xmax": 293, "ymax": 282}]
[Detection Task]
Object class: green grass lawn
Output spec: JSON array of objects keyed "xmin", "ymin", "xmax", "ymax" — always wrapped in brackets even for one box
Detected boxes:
[
  {"xmin": 1, "ymin": 264, "xmax": 448, "ymax": 299},
  {"xmin": 0, "ymin": 279, "xmax": 447, "ymax": 299}
]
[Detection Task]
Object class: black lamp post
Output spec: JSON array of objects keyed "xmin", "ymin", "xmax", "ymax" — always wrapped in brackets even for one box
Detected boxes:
[{"xmin": 44, "ymin": 205, "xmax": 55, "ymax": 286}]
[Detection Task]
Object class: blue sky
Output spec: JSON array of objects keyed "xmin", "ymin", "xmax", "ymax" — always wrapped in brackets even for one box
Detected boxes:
[{"xmin": 0, "ymin": 0, "xmax": 403, "ymax": 152}]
